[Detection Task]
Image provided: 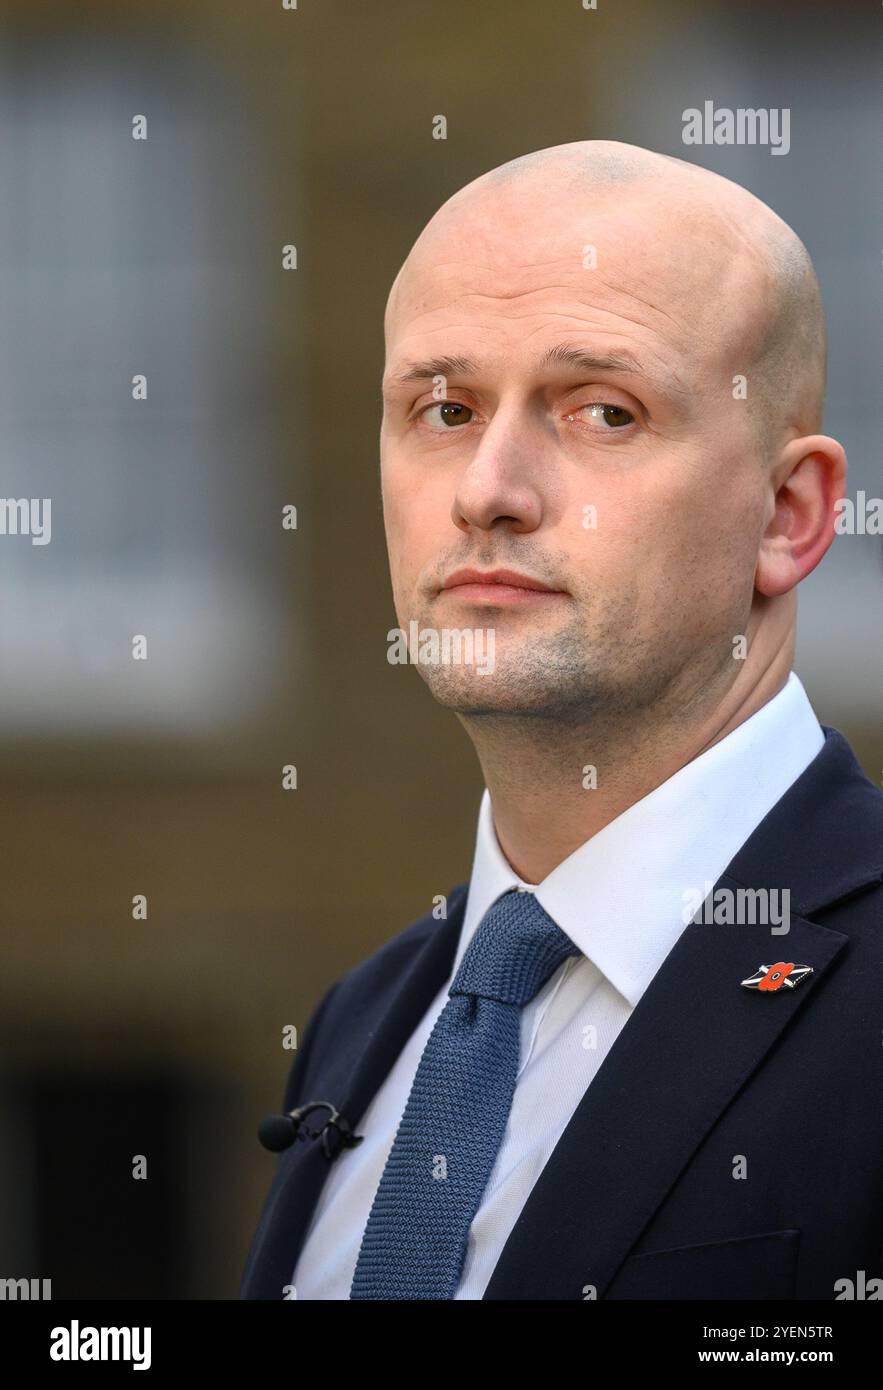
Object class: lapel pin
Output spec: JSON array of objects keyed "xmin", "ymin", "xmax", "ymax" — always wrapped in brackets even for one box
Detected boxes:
[{"xmin": 741, "ymin": 961, "xmax": 813, "ymax": 992}]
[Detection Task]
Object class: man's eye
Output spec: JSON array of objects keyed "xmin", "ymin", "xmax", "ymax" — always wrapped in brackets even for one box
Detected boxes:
[
  {"xmin": 416, "ymin": 400, "xmax": 632, "ymax": 431},
  {"xmin": 419, "ymin": 401, "xmax": 473, "ymax": 428},
  {"xmin": 570, "ymin": 403, "xmax": 634, "ymax": 428}
]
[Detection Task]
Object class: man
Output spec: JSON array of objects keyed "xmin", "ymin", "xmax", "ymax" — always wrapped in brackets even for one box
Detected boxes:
[{"xmin": 241, "ymin": 141, "xmax": 883, "ymax": 1300}]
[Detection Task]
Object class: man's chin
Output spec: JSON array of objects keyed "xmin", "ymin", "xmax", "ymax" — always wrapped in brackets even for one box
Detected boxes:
[{"xmin": 416, "ymin": 665, "xmax": 582, "ymax": 719}]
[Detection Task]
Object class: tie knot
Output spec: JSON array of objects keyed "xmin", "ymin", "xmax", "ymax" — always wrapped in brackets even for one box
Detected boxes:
[{"xmin": 450, "ymin": 888, "xmax": 580, "ymax": 1007}]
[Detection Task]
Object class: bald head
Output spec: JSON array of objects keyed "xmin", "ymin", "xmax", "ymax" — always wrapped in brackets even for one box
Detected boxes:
[
  {"xmin": 379, "ymin": 139, "xmax": 845, "ymax": 761},
  {"xmin": 385, "ymin": 140, "xmax": 826, "ymax": 454}
]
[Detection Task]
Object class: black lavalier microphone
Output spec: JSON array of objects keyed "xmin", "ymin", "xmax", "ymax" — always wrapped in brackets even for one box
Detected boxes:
[{"xmin": 258, "ymin": 1099, "xmax": 364, "ymax": 1160}]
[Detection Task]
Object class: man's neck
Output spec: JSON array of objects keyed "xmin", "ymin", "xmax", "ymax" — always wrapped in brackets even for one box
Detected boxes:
[{"xmin": 459, "ymin": 648, "xmax": 793, "ymax": 885}]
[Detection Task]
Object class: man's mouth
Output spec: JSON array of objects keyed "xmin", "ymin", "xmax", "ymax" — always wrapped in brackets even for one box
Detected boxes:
[{"xmin": 438, "ymin": 567, "xmax": 570, "ymax": 606}]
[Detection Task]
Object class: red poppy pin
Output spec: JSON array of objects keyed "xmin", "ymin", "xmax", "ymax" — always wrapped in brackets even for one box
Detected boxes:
[{"xmin": 741, "ymin": 961, "xmax": 813, "ymax": 992}]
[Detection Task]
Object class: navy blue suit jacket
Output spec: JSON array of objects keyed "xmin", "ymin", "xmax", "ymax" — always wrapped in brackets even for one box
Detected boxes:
[{"xmin": 241, "ymin": 726, "xmax": 883, "ymax": 1300}]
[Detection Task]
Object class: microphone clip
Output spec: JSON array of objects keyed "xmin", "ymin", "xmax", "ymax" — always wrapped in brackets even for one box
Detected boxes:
[{"xmin": 259, "ymin": 1099, "xmax": 364, "ymax": 1160}]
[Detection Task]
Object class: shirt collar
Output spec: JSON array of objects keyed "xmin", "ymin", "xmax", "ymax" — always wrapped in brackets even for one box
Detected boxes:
[{"xmin": 455, "ymin": 672, "xmax": 825, "ymax": 1007}]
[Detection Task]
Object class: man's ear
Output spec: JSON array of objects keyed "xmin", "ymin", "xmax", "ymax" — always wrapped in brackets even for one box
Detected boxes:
[{"xmin": 754, "ymin": 434, "xmax": 847, "ymax": 597}]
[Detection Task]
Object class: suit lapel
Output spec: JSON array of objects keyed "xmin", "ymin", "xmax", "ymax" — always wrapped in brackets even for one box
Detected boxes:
[
  {"xmin": 241, "ymin": 887, "xmax": 467, "ymax": 1299},
  {"xmin": 483, "ymin": 727, "xmax": 881, "ymax": 1300},
  {"xmin": 482, "ymin": 895, "xmax": 847, "ymax": 1299}
]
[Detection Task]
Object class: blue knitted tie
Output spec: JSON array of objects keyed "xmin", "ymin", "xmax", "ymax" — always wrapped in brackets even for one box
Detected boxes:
[{"xmin": 349, "ymin": 887, "xmax": 581, "ymax": 1300}]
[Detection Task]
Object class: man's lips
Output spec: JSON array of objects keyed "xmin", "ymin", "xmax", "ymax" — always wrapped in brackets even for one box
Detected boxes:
[{"xmin": 438, "ymin": 568, "xmax": 569, "ymax": 605}]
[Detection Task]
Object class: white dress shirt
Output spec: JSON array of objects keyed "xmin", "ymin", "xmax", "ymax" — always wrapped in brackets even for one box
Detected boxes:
[{"xmin": 291, "ymin": 672, "xmax": 824, "ymax": 1299}]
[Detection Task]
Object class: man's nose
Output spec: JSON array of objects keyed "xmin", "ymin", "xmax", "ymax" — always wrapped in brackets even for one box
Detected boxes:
[{"xmin": 450, "ymin": 407, "xmax": 545, "ymax": 535}]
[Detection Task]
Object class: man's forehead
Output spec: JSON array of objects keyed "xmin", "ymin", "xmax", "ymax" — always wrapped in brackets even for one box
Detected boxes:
[{"xmin": 385, "ymin": 190, "xmax": 766, "ymax": 375}]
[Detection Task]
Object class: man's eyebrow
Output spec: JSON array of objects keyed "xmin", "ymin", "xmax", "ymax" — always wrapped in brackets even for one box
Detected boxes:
[
  {"xmin": 385, "ymin": 354, "xmax": 479, "ymax": 388},
  {"xmin": 539, "ymin": 344, "xmax": 689, "ymax": 403},
  {"xmin": 383, "ymin": 344, "xmax": 689, "ymax": 405}
]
